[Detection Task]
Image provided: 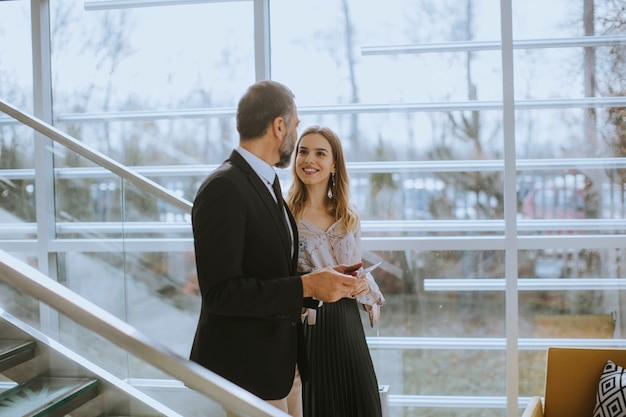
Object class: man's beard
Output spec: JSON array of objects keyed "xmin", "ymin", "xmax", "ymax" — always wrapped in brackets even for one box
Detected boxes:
[{"xmin": 275, "ymin": 131, "xmax": 295, "ymax": 168}]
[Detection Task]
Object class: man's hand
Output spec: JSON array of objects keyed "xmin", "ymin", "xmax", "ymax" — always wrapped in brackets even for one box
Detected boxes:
[
  {"xmin": 351, "ymin": 276, "xmax": 370, "ymax": 298},
  {"xmin": 301, "ymin": 266, "xmax": 360, "ymax": 303}
]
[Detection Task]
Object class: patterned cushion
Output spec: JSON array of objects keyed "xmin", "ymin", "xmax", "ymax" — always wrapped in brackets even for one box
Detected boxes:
[{"xmin": 594, "ymin": 360, "xmax": 626, "ymax": 417}]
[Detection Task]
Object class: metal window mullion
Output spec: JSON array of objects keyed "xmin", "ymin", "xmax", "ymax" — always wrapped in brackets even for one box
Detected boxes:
[
  {"xmin": 500, "ymin": 1, "xmax": 518, "ymax": 417},
  {"xmin": 253, "ymin": 0, "xmax": 270, "ymax": 81},
  {"xmin": 31, "ymin": 0, "xmax": 59, "ymax": 338}
]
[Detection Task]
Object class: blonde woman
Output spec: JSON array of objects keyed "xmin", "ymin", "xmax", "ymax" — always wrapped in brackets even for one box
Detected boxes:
[{"xmin": 287, "ymin": 125, "xmax": 385, "ymax": 417}]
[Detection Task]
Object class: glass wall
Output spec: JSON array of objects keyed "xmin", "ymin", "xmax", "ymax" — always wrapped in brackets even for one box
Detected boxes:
[
  {"xmin": 0, "ymin": 2, "xmax": 35, "ymax": 228},
  {"xmin": 1, "ymin": 0, "xmax": 625, "ymax": 416}
]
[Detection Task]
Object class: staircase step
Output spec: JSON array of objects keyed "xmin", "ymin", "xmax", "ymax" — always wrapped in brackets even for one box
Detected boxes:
[
  {"xmin": 0, "ymin": 376, "xmax": 99, "ymax": 417},
  {"xmin": 0, "ymin": 340, "xmax": 36, "ymax": 373}
]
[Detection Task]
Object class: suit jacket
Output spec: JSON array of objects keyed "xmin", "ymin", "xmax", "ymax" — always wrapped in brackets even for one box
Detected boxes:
[{"xmin": 190, "ymin": 149, "xmax": 308, "ymax": 400}]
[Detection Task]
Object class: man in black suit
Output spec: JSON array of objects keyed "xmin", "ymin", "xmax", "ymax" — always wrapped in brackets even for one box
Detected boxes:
[{"xmin": 190, "ymin": 80, "xmax": 361, "ymax": 416}]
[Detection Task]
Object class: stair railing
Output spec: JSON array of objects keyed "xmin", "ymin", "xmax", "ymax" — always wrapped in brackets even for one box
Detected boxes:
[
  {"xmin": 0, "ymin": 98, "xmax": 192, "ymax": 214},
  {"xmin": 0, "ymin": 248, "xmax": 288, "ymax": 417}
]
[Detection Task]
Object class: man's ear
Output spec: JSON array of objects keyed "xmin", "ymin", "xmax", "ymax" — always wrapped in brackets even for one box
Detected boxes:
[{"xmin": 272, "ymin": 117, "xmax": 285, "ymax": 138}]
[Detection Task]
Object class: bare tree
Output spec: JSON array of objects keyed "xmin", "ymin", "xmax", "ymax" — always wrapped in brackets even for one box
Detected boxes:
[
  {"xmin": 584, "ymin": 0, "xmax": 597, "ymax": 147},
  {"xmin": 430, "ymin": 0, "xmax": 503, "ymax": 219},
  {"xmin": 596, "ymin": 0, "xmax": 626, "ymax": 184},
  {"xmin": 83, "ymin": 11, "xmax": 136, "ymax": 155},
  {"xmin": 339, "ymin": 0, "xmax": 361, "ymax": 156}
]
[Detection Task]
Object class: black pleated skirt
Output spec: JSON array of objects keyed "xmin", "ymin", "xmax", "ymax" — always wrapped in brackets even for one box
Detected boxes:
[{"xmin": 302, "ymin": 298, "xmax": 382, "ymax": 417}]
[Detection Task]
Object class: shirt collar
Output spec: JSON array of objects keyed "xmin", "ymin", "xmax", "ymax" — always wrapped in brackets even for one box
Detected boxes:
[{"xmin": 236, "ymin": 146, "xmax": 276, "ymax": 185}]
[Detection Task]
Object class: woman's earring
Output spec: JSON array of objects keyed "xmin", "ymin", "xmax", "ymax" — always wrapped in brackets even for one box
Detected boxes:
[{"xmin": 327, "ymin": 173, "xmax": 335, "ymax": 199}]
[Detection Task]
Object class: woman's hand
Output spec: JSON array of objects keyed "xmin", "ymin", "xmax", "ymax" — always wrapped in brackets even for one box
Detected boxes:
[{"xmin": 333, "ymin": 262, "xmax": 363, "ymax": 277}]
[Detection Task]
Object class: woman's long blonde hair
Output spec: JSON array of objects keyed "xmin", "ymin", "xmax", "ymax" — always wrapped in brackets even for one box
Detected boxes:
[{"xmin": 287, "ymin": 125, "xmax": 359, "ymax": 233}]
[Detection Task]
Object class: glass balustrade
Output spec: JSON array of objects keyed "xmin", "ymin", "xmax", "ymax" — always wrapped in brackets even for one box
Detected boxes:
[{"xmin": 0, "ymin": 270, "xmax": 253, "ymax": 417}]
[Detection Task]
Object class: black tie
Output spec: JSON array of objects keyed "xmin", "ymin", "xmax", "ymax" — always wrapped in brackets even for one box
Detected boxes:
[
  {"xmin": 272, "ymin": 175, "xmax": 291, "ymax": 238},
  {"xmin": 272, "ymin": 175, "xmax": 285, "ymax": 212}
]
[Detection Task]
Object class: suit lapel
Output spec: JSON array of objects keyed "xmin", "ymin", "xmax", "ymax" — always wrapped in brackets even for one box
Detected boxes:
[
  {"xmin": 286, "ymin": 209, "xmax": 299, "ymax": 272},
  {"xmin": 229, "ymin": 151, "xmax": 294, "ymax": 265}
]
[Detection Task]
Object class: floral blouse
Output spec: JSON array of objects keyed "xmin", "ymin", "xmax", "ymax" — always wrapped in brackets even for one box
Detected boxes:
[{"xmin": 296, "ymin": 218, "xmax": 385, "ymax": 325}]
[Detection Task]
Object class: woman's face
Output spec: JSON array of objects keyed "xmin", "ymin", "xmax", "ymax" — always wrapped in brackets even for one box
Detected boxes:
[{"xmin": 295, "ymin": 132, "xmax": 336, "ymax": 187}]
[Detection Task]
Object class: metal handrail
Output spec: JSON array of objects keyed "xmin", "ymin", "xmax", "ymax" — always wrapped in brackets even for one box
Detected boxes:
[
  {"xmin": 424, "ymin": 278, "xmax": 626, "ymax": 292},
  {"xmin": 43, "ymin": 96, "xmax": 626, "ymax": 123},
  {"xmin": 366, "ymin": 336, "xmax": 626, "ymax": 351},
  {"xmin": 3, "ymin": 97, "xmax": 626, "ymax": 127},
  {"xmin": 362, "ymin": 35, "xmax": 626, "ymax": 55},
  {"xmin": 0, "ymin": 99, "xmax": 192, "ymax": 214},
  {"xmin": 0, "ymin": 249, "xmax": 288, "ymax": 417},
  {"xmin": 3, "ymin": 157, "xmax": 626, "ymax": 181},
  {"xmin": 0, "ymin": 218, "xmax": 620, "ymax": 235},
  {"xmin": 84, "ymin": 0, "xmax": 247, "ymax": 11}
]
